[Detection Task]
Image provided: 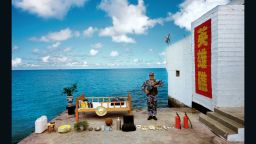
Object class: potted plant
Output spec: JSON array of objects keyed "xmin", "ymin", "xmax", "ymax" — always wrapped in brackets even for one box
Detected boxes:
[
  {"xmin": 63, "ymin": 83, "xmax": 78, "ymax": 107},
  {"xmin": 74, "ymin": 120, "xmax": 89, "ymax": 132}
]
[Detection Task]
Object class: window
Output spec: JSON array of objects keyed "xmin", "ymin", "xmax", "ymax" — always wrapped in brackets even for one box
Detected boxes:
[{"xmin": 176, "ymin": 70, "xmax": 180, "ymax": 77}]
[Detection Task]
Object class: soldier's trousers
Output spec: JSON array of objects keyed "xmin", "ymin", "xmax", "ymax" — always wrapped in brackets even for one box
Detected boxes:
[{"xmin": 147, "ymin": 95, "xmax": 157, "ymax": 116}]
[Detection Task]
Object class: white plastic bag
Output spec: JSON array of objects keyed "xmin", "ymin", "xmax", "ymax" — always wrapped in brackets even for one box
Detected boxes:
[{"xmin": 35, "ymin": 115, "xmax": 48, "ymax": 133}]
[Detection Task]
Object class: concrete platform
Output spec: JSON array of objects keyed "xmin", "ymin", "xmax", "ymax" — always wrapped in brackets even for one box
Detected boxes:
[{"xmin": 19, "ymin": 108, "xmax": 243, "ymax": 144}]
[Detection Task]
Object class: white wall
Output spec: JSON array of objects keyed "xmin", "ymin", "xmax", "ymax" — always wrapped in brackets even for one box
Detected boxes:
[
  {"xmin": 191, "ymin": 5, "xmax": 244, "ymax": 110},
  {"xmin": 166, "ymin": 36, "xmax": 192, "ymax": 107},
  {"xmin": 216, "ymin": 5, "xmax": 244, "ymax": 107}
]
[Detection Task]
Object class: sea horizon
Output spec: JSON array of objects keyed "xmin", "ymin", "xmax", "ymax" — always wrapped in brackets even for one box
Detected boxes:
[{"xmin": 12, "ymin": 67, "xmax": 166, "ymax": 71}]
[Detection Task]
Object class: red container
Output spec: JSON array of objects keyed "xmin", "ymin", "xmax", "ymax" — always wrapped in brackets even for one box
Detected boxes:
[
  {"xmin": 175, "ymin": 112, "xmax": 181, "ymax": 129},
  {"xmin": 183, "ymin": 113, "xmax": 189, "ymax": 129}
]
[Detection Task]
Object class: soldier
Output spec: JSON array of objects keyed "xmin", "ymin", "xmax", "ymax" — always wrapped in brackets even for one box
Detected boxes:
[{"xmin": 141, "ymin": 72, "xmax": 163, "ymax": 120}]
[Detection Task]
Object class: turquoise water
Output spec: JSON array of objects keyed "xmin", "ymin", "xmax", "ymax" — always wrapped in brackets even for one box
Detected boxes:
[{"xmin": 12, "ymin": 68, "xmax": 168, "ymax": 143}]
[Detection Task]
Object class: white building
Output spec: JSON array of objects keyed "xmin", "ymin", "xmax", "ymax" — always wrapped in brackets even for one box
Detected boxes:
[
  {"xmin": 166, "ymin": 1, "xmax": 244, "ymax": 141},
  {"xmin": 166, "ymin": 3, "xmax": 244, "ymax": 111}
]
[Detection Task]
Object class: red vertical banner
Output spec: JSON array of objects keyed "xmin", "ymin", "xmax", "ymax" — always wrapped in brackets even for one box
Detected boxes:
[{"xmin": 194, "ymin": 19, "xmax": 212, "ymax": 98}]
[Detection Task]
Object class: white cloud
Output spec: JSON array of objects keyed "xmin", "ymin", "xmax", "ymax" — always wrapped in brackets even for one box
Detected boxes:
[
  {"xmin": 170, "ymin": 0, "xmax": 230, "ymax": 30},
  {"xmin": 12, "ymin": 0, "xmax": 88, "ymax": 19},
  {"xmin": 31, "ymin": 28, "xmax": 74, "ymax": 42},
  {"xmin": 89, "ymin": 49, "xmax": 98, "ymax": 56},
  {"xmin": 47, "ymin": 55, "xmax": 70, "ymax": 63},
  {"xmin": 25, "ymin": 63, "xmax": 40, "ymax": 67},
  {"xmin": 66, "ymin": 62, "xmax": 78, "ymax": 66},
  {"xmin": 91, "ymin": 43, "xmax": 102, "ymax": 49},
  {"xmin": 110, "ymin": 51, "xmax": 119, "ymax": 57},
  {"xmin": 45, "ymin": 28, "xmax": 72, "ymax": 41},
  {"xmin": 63, "ymin": 47, "xmax": 72, "ymax": 52},
  {"xmin": 107, "ymin": 63, "xmax": 119, "ymax": 67},
  {"xmin": 42, "ymin": 55, "xmax": 50, "ymax": 63},
  {"xmin": 57, "ymin": 56, "xmax": 68, "ymax": 62},
  {"xmin": 159, "ymin": 51, "xmax": 165, "ymax": 56},
  {"xmin": 112, "ymin": 35, "xmax": 135, "ymax": 43},
  {"xmin": 66, "ymin": 61, "xmax": 88, "ymax": 67},
  {"xmin": 30, "ymin": 36, "xmax": 49, "ymax": 42},
  {"xmin": 83, "ymin": 61, "xmax": 88, "ymax": 66},
  {"xmin": 157, "ymin": 62, "xmax": 162, "ymax": 65},
  {"xmin": 48, "ymin": 42, "xmax": 61, "ymax": 49},
  {"xmin": 12, "ymin": 58, "xmax": 41, "ymax": 68},
  {"xmin": 83, "ymin": 26, "xmax": 98, "ymax": 37},
  {"xmin": 98, "ymin": 0, "xmax": 163, "ymax": 43},
  {"xmin": 133, "ymin": 58, "xmax": 139, "ymax": 63},
  {"xmin": 157, "ymin": 61, "xmax": 167, "ymax": 65},
  {"xmin": 12, "ymin": 58, "xmax": 22, "ymax": 67},
  {"xmin": 52, "ymin": 42, "xmax": 61, "ymax": 48}
]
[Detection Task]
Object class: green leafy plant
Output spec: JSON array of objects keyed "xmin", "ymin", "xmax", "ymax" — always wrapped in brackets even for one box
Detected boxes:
[
  {"xmin": 63, "ymin": 83, "xmax": 78, "ymax": 96},
  {"xmin": 74, "ymin": 120, "xmax": 89, "ymax": 132}
]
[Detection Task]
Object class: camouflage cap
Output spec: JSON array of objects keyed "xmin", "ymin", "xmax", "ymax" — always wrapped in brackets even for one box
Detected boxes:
[{"xmin": 149, "ymin": 72, "xmax": 154, "ymax": 76}]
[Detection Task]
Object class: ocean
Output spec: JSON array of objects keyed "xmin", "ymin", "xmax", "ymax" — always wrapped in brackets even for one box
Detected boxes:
[{"xmin": 12, "ymin": 68, "xmax": 168, "ymax": 143}]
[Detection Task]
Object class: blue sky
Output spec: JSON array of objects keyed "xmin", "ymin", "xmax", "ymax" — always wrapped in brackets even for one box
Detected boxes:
[{"xmin": 12, "ymin": 0, "xmax": 229, "ymax": 70}]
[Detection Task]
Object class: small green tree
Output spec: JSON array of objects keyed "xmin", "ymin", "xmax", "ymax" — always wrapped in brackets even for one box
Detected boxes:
[
  {"xmin": 63, "ymin": 83, "xmax": 78, "ymax": 96},
  {"xmin": 74, "ymin": 120, "xmax": 89, "ymax": 132}
]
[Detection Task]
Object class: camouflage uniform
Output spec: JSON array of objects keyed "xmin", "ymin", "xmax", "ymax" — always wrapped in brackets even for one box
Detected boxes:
[{"xmin": 141, "ymin": 79, "xmax": 158, "ymax": 116}]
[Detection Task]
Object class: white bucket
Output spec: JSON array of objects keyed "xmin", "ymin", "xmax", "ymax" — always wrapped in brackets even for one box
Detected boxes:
[{"xmin": 35, "ymin": 115, "xmax": 48, "ymax": 133}]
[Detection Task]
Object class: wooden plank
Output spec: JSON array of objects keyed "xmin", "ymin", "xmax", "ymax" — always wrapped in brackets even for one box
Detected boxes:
[
  {"xmin": 75, "ymin": 95, "xmax": 85, "ymax": 122},
  {"xmin": 78, "ymin": 107, "xmax": 130, "ymax": 112},
  {"xmin": 128, "ymin": 92, "xmax": 132, "ymax": 114},
  {"xmin": 106, "ymin": 108, "xmax": 130, "ymax": 111},
  {"xmin": 85, "ymin": 96, "xmax": 127, "ymax": 99}
]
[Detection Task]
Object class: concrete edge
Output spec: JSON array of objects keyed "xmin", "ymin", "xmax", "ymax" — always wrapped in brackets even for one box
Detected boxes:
[{"xmin": 168, "ymin": 96, "xmax": 189, "ymax": 108}]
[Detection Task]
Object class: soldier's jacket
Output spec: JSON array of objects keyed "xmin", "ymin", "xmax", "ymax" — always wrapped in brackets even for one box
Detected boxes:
[{"xmin": 141, "ymin": 79, "xmax": 159, "ymax": 96}]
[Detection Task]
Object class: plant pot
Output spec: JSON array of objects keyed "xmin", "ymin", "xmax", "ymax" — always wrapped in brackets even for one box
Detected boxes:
[
  {"xmin": 66, "ymin": 96, "xmax": 73, "ymax": 106},
  {"xmin": 79, "ymin": 126, "xmax": 84, "ymax": 131},
  {"xmin": 74, "ymin": 121, "xmax": 88, "ymax": 132},
  {"xmin": 66, "ymin": 105, "xmax": 75, "ymax": 115}
]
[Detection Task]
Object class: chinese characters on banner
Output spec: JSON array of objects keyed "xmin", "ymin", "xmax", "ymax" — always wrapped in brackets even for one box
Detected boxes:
[{"xmin": 194, "ymin": 19, "xmax": 212, "ymax": 98}]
